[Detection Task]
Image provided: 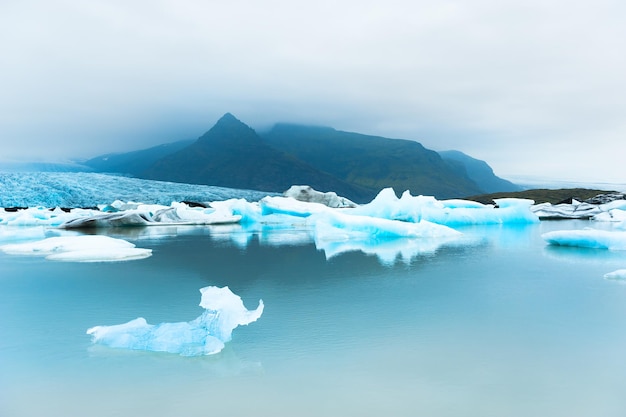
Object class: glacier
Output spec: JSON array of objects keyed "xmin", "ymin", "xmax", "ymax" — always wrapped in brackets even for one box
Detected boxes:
[
  {"xmin": 0, "ymin": 171, "xmax": 274, "ymax": 208},
  {"xmin": 86, "ymin": 286, "xmax": 264, "ymax": 356}
]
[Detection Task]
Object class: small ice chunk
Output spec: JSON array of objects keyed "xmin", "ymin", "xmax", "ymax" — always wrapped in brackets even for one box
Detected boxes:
[
  {"xmin": 542, "ymin": 229, "xmax": 626, "ymax": 250},
  {"xmin": 0, "ymin": 235, "xmax": 152, "ymax": 262},
  {"xmin": 604, "ymin": 269, "xmax": 626, "ymax": 281},
  {"xmin": 260, "ymin": 196, "xmax": 331, "ymax": 217},
  {"xmin": 283, "ymin": 185, "xmax": 357, "ymax": 208},
  {"xmin": 87, "ymin": 286, "xmax": 264, "ymax": 356}
]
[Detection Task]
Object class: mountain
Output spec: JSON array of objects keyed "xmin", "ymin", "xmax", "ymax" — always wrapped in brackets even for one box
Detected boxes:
[
  {"xmin": 260, "ymin": 124, "xmax": 483, "ymax": 199},
  {"xmin": 438, "ymin": 150, "xmax": 522, "ymax": 194},
  {"xmin": 84, "ymin": 139, "xmax": 195, "ymax": 175},
  {"xmin": 85, "ymin": 113, "xmax": 518, "ymax": 201},
  {"xmin": 141, "ymin": 114, "xmax": 372, "ymax": 201}
]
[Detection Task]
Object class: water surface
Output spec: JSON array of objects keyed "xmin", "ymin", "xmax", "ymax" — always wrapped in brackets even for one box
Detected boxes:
[{"xmin": 2, "ymin": 220, "xmax": 626, "ymax": 416}]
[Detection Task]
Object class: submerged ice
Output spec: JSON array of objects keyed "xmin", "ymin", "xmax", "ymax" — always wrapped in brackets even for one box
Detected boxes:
[{"xmin": 87, "ymin": 286, "xmax": 264, "ymax": 356}]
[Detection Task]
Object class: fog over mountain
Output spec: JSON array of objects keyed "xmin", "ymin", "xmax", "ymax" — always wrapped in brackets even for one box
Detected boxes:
[
  {"xmin": 85, "ymin": 113, "xmax": 518, "ymax": 201},
  {"xmin": 1, "ymin": 1, "xmax": 625, "ymax": 186}
]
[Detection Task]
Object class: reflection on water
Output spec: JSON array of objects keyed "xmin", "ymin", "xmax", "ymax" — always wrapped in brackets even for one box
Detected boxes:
[{"xmin": 2, "ymin": 220, "xmax": 626, "ymax": 417}]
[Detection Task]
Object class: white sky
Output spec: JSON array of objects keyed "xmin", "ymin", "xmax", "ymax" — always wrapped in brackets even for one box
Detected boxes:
[{"xmin": 1, "ymin": 0, "xmax": 625, "ymax": 184}]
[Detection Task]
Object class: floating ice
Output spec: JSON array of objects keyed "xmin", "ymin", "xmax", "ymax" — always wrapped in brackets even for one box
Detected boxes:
[
  {"xmin": 349, "ymin": 188, "xmax": 539, "ymax": 225},
  {"xmin": 531, "ymin": 198, "xmax": 626, "ymax": 220},
  {"xmin": 59, "ymin": 203, "xmax": 241, "ymax": 228},
  {"xmin": 531, "ymin": 201, "xmax": 602, "ymax": 219},
  {"xmin": 0, "ymin": 226, "xmax": 46, "ymax": 243},
  {"xmin": 309, "ymin": 210, "xmax": 461, "ymax": 240},
  {"xmin": 86, "ymin": 286, "xmax": 264, "ymax": 356},
  {"xmin": 604, "ymin": 269, "xmax": 626, "ymax": 281},
  {"xmin": 283, "ymin": 185, "xmax": 357, "ymax": 208},
  {"xmin": 260, "ymin": 196, "xmax": 331, "ymax": 217},
  {"xmin": 0, "ymin": 206, "xmax": 95, "ymax": 227},
  {"xmin": 307, "ymin": 209, "xmax": 463, "ymax": 264},
  {"xmin": 542, "ymin": 229, "xmax": 626, "ymax": 250},
  {"xmin": 0, "ymin": 235, "xmax": 152, "ymax": 262}
]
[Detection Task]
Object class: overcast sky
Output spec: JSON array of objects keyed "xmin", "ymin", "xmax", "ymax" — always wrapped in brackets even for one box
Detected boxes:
[{"xmin": 1, "ymin": 0, "xmax": 624, "ymax": 185}]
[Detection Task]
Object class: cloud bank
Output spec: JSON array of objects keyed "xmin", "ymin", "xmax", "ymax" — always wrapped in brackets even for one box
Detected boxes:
[{"xmin": 1, "ymin": 0, "xmax": 624, "ymax": 184}]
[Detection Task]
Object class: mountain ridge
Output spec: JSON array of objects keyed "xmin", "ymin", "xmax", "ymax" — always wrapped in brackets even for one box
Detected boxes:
[{"xmin": 84, "ymin": 113, "xmax": 519, "ymax": 202}]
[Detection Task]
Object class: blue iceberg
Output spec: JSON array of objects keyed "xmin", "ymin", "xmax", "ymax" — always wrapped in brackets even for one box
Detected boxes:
[
  {"xmin": 86, "ymin": 286, "xmax": 264, "ymax": 356},
  {"xmin": 542, "ymin": 229, "xmax": 626, "ymax": 250}
]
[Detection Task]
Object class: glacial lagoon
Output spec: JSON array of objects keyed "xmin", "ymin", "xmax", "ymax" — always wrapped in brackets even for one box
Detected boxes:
[{"xmin": 2, "ymin": 218, "xmax": 626, "ymax": 417}]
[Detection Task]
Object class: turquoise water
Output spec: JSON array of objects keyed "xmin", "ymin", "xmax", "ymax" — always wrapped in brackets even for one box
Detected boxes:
[{"xmin": 2, "ymin": 220, "xmax": 626, "ymax": 416}]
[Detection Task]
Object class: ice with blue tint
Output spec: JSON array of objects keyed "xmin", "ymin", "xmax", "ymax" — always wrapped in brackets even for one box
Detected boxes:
[
  {"xmin": 0, "ymin": 172, "xmax": 274, "ymax": 208},
  {"xmin": 604, "ymin": 269, "xmax": 626, "ymax": 281},
  {"xmin": 542, "ymin": 229, "xmax": 626, "ymax": 250},
  {"xmin": 349, "ymin": 188, "xmax": 539, "ymax": 225},
  {"xmin": 0, "ymin": 226, "xmax": 46, "ymax": 243},
  {"xmin": 260, "ymin": 196, "xmax": 331, "ymax": 217},
  {"xmin": 309, "ymin": 210, "xmax": 461, "ymax": 240},
  {"xmin": 0, "ymin": 235, "xmax": 152, "ymax": 262},
  {"xmin": 86, "ymin": 286, "xmax": 264, "ymax": 356}
]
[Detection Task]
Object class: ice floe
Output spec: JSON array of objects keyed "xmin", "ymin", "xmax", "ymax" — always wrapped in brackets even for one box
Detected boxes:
[
  {"xmin": 531, "ymin": 195, "xmax": 626, "ymax": 220},
  {"xmin": 349, "ymin": 188, "xmax": 539, "ymax": 225},
  {"xmin": 604, "ymin": 269, "xmax": 626, "ymax": 281},
  {"xmin": 542, "ymin": 229, "xmax": 626, "ymax": 250},
  {"xmin": 0, "ymin": 235, "xmax": 152, "ymax": 262},
  {"xmin": 283, "ymin": 185, "xmax": 357, "ymax": 208},
  {"xmin": 86, "ymin": 286, "xmax": 264, "ymax": 356}
]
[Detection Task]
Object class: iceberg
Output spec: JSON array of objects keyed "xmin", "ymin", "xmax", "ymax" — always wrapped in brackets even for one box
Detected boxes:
[
  {"xmin": 349, "ymin": 188, "xmax": 539, "ymax": 225},
  {"xmin": 307, "ymin": 210, "xmax": 463, "ymax": 264},
  {"xmin": 86, "ymin": 286, "xmax": 264, "ymax": 356},
  {"xmin": 542, "ymin": 229, "xmax": 626, "ymax": 250},
  {"xmin": 531, "ymin": 201, "xmax": 602, "ymax": 219},
  {"xmin": 531, "ymin": 196, "xmax": 626, "ymax": 220},
  {"xmin": 59, "ymin": 202, "xmax": 241, "ymax": 228},
  {"xmin": 309, "ymin": 210, "xmax": 461, "ymax": 240},
  {"xmin": 0, "ymin": 235, "xmax": 152, "ymax": 262},
  {"xmin": 283, "ymin": 185, "xmax": 357, "ymax": 208},
  {"xmin": 604, "ymin": 269, "xmax": 626, "ymax": 281}
]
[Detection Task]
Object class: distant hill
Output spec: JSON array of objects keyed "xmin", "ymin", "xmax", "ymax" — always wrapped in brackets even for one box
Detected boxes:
[
  {"xmin": 141, "ymin": 114, "xmax": 372, "ymax": 201},
  {"xmin": 466, "ymin": 188, "xmax": 616, "ymax": 205},
  {"xmin": 438, "ymin": 150, "xmax": 521, "ymax": 194},
  {"xmin": 261, "ymin": 124, "xmax": 483, "ymax": 199},
  {"xmin": 84, "ymin": 139, "xmax": 195, "ymax": 175}
]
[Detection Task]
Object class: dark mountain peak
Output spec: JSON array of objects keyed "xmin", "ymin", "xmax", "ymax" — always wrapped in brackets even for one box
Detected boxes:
[
  {"xmin": 198, "ymin": 113, "xmax": 258, "ymax": 145},
  {"xmin": 217, "ymin": 112, "xmax": 240, "ymax": 125}
]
